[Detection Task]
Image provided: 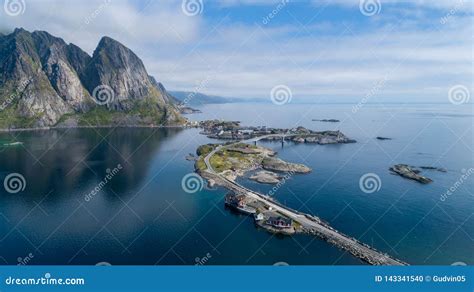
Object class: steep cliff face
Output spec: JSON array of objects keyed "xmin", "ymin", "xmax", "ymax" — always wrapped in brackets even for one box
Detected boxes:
[
  {"xmin": 65, "ymin": 43, "xmax": 91, "ymax": 76},
  {"xmin": 31, "ymin": 31, "xmax": 92, "ymax": 112},
  {"xmin": 83, "ymin": 37, "xmax": 166, "ymax": 108},
  {"xmin": 0, "ymin": 28, "xmax": 72, "ymax": 127},
  {"xmin": 0, "ymin": 28, "xmax": 184, "ymax": 129}
]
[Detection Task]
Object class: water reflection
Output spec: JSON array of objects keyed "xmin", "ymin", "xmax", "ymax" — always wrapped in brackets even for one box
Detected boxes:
[{"xmin": 0, "ymin": 128, "xmax": 182, "ymax": 200}]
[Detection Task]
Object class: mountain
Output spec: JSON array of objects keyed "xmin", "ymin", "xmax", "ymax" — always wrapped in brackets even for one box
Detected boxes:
[
  {"xmin": 0, "ymin": 28, "xmax": 184, "ymax": 129},
  {"xmin": 169, "ymin": 91, "xmax": 242, "ymax": 106},
  {"xmin": 169, "ymin": 91, "xmax": 268, "ymax": 106}
]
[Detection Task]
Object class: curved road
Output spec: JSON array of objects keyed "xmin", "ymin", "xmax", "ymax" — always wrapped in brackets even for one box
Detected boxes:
[{"xmin": 202, "ymin": 137, "xmax": 407, "ymax": 266}]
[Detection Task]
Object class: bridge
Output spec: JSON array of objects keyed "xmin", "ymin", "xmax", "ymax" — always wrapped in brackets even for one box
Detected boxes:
[
  {"xmin": 237, "ymin": 133, "xmax": 299, "ymax": 147},
  {"xmin": 201, "ymin": 138, "xmax": 408, "ymax": 266}
]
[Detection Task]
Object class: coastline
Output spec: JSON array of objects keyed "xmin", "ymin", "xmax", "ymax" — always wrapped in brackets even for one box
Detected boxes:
[
  {"xmin": 195, "ymin": 137, "xmax": 407, "ymax": 266},
  {"xmin": 0, "ymin": 124, "xmax": 194, "ymax": 133}
]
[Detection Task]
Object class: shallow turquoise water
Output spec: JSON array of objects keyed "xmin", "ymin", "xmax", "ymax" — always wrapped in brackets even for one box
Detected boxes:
[{"xmin": 0, "ymin": 103, "xmax": 472, "ymax": 265}]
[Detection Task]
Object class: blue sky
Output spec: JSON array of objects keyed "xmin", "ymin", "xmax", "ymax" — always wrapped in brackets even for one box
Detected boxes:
[{"xmin": 0, "ymin": 0, "xmax": 472, "ymax": 102}]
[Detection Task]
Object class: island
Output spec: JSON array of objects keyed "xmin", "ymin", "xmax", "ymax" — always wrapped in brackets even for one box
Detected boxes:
[
  {"xmin": 312, "ymin": 119, "xmax": 340, "ymax": 123},
  {"xmin": 192, "ymin": 128, "xmax": 407, "ymax": 266},
  {"xmin": 198, "ymin": 120, "xmax": 356, "ymax": 144},
  {"xmin": 249, "ymin": 171, "xmax": 282, "ymax": 184},
  {"xmin": 389, "ymin": 164, "xmax": 433, "ymax": 184},
  {"xmin": 194, "ymin": 142, "xmax": 310, "ymax": 183},
  {"xmin": 419, "ymin": 166, "xmax": 447, "ymax": 173}
]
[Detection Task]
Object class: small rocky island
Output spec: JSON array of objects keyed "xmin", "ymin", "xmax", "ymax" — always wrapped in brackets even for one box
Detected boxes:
[
  {"xmin": 249, "ymin": 171, "xmax": 282, "ymax": 184},
  {"xmin": 312, "ymin": 119, "xmax": 340, "ymax": 123},
  {"xmin": 389, "ymin": 164, "xmax": 433, "ymax": 184},
  {"xmin": 419, "ymin": 166, "xmax": 447, "ymax": 173},
  {"xmin": 262, "ymin": 157, "xmax": 311, "ymax": 173}
]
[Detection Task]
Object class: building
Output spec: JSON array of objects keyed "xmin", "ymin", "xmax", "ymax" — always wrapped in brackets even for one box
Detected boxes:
[
  {"xmin": 266, "ymin": 216, "xmax": 292, "ymax": 229},
  {"xmin": 225, "ymin": 193, "xmax": 246, "ymax": 208},
  {"xmin": 254, "ymin": 213, "xmax": 265, "ymax": 221},
  {"xmin": 225, "ymin": 193, "xmax": 256, "ymax": 215}
]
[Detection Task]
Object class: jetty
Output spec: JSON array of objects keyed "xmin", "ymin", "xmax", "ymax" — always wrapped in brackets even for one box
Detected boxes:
[{"xmin": 199, "ymin": 138, "xmax": 408, "ymax": 266}]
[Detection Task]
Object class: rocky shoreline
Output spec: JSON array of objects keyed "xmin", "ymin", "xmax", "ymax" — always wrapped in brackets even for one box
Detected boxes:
[
  {"xmin": 262, "ymin": 157, "xmax": 311, "ymax": 173},
  {"xmin": 0, "ymin": 123, "xmax": 196, "ymax": 133}
]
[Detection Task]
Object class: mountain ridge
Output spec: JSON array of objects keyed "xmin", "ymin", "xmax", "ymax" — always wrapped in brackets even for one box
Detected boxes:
[
  {"xmin": 0, "ymin": 28, "xmax": 184, "ymax": 129},
  {"xmin": 169, "ymin": 91, "xmax": 266, "ymax": 106}
]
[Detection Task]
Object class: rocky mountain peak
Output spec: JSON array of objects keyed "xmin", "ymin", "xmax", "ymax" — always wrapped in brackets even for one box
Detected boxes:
[{"xmin": 0, "ymin": 28, "xmax": 184, "ymax": 129}]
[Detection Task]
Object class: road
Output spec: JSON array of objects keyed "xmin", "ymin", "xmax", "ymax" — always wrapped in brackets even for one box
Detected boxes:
[{"xmin": 201, "ymin": 137, "xmax": 408, "ymax": 266}]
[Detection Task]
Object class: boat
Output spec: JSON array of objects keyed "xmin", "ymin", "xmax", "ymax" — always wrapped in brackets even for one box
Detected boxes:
[{"xmin": 2, "ymin": 141, "xmax": 23, "ymax": 146}]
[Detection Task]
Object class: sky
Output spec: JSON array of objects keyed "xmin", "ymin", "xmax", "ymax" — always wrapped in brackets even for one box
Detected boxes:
[{"xmin": 0, "ymin": 0, "xmax": 472, "ymax": 103}]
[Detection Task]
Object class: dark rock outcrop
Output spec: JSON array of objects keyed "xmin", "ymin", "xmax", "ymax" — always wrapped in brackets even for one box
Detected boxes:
[
  {"xmin": 262, "ymin": 157, "xmax": 311, "ymax": 173},
  {"xmin": 389, "ymin": 164, "xmax": 433, "ymax": 184}
]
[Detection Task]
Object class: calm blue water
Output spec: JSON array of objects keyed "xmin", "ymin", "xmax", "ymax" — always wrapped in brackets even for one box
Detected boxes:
[{"xmin": 0, "ymin": 103, "xmax": 472, "ymax": 265}]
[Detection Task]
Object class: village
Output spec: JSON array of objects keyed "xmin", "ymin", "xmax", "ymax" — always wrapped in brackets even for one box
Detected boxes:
[{"xmin": 197, "ymin": 119, "xmax": 356, "ymax": 144}]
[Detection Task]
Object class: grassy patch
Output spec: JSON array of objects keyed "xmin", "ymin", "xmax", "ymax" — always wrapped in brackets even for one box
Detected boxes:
[
  {"xmin": 77, "ymin": 107, "xmax": 122, "ymax": 126},
  {"xmin": 196, "ymin": 144, "xmax": 217, "ymax": 156},
  {"xmin": 209, "ymin": 152, "xmax": 233, "ymax": 173},
  {"xmin": 209, "ymin": 148, "xmax": 262, "ymax": 173},
  {"xmin": 130, "ymin": 98, "xmax": 165, "ymax": 124},
  {"xmin": 0, "ymin": 107, "xmax": 40, "ymax": 129},
  {"xmin": 195, "ymin": 157, "xmax": 207, "ymax": 171}
]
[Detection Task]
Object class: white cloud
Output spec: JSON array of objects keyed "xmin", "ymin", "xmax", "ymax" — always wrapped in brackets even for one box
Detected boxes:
[
  {"xmin": 0, "ymin": 0, "xmax": 200, "ymax": 54},
  {"xmin": 314, "ymin": 0, "xmax": 473, "ymax": 11},
  {"xmin": 0, "ymin": 0, "xmax": 472, "ymax": 102}
]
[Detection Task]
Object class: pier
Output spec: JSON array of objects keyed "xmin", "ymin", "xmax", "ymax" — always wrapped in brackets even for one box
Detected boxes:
[{"xmin": 200, "ymin": 138, "xmax": 408, "ymax": 266}]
